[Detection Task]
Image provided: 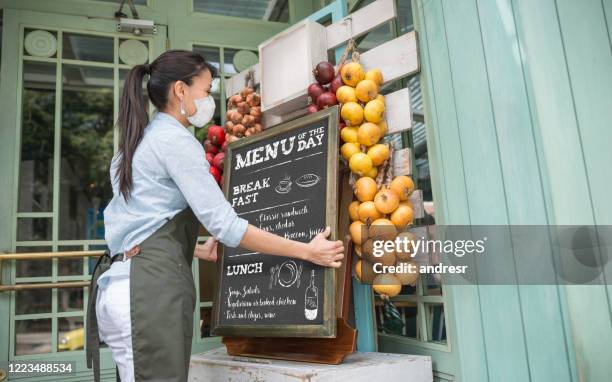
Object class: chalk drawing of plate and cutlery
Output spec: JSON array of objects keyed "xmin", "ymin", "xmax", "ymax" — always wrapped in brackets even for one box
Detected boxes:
[
  {"xmin": 274, "ymin": 173, "xmax": 320, "ymax": 194},
  {"xmin": 268, "ymin": 260, "xmax": 304, "ymax": 290}
]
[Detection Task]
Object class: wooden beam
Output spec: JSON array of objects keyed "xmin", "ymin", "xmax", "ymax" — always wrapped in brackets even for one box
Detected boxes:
[{"xmin": 325, "ymin": 0, "xmax": 397, "ymax": 49}]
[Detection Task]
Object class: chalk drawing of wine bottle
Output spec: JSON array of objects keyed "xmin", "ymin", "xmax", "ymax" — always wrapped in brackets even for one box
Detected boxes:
[{"xmin": 304, "ymin": 270, "xmax": 318, "ymax": 320}]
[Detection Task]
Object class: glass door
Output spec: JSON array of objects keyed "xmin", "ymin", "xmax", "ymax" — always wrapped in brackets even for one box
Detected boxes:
[{"xmin": 0, "ymin": 8, "xmax": 166, "ymax": 380}]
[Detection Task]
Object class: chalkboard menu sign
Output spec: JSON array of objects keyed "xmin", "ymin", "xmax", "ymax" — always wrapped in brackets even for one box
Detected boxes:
[{"xmin": 211, "ymin": 106, "xmax": 339, "ymax": 338}]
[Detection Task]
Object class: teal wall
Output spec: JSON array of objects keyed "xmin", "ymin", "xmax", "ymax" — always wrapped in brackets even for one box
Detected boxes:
[{"xmin": 415, "ymin": 0, "xmax": 612, "ymax": 381}]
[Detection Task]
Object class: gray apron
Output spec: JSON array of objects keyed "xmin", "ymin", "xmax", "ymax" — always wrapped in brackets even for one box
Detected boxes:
[{"xmin": 87, "ymin": 208, "xmax": 199, "ymax": 381}]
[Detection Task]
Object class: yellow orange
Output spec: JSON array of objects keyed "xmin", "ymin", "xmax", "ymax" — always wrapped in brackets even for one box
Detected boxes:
[
  {"xmin": 365, "ymin": 68, "xmax": 384, "ymax": 86},
  {"xmin": 367, "ymin": 143, "xmax": 390, "ymax": 166},
  {"xmin": 357, "ymin": 122, "xmax": 381, "ymax": 146},
  {"xmin": 349, "ymin": 152, "xmax": 373, "ymax": 176},
  {"xmin": 341, "ymin": 62, "xmax": 365, "ymax": 87},
  {"xmin": 364, "ymin": 99, "xmax": 385, "ymax": 123},
  {"xmin": 341, "ymin": 102, "xmax": 364, "ymax": 126},
  {"xmin": 336, "ymin": 85, "xmax": 357, "ymax": 103},
  {"xmin": 355, "ymin": 79, "xmax": 378, "ymax": 103}
]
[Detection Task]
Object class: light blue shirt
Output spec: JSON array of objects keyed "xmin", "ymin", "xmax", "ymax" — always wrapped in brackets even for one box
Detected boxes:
[{"xmin": 98, "ymin": 112, "xmax": 248, "ymax": 289}]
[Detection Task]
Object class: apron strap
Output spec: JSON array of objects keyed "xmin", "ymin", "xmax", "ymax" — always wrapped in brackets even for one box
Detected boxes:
[{"xmin": 86, "ymin": 251, "xmax": 110, "ymax": 382}]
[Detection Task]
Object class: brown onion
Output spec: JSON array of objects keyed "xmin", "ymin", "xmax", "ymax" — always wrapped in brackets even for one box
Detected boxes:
[
  {"xmin": 237, "ymin": 102, "xmax": 250, "ymax": 115},
  {"xmin": 254, "ymin": 123, "xmax": 263, "ymax": 133},
  {"xmin": 316, "ymin": 91, "xmax": 337, "ymax": 109},
  {"xmin": 251, "ymin": 93, "xmax": 261, "ymax": 106},
  {"xmin": 242, "ymin": 115, "xmax": 255, "ymax": 127},
  {"xmin": 240, "ymin": 87, "xmax": 254, "ymax": 99},
  {"xmin": 313, "ymin": 61, "xmax": 335, "ymax": 85},
  {"xmin": 233, "ymin": 123, "xmax": 246, "ymax": 136},
  {"xmin": 250, "ymin": 106, "xmax": 262, "ymax": 120},
  {"xmin": 230, "ymin": 94, "xmax": 243, "ymax": 105},
  {"xmin": 230, "ymin": 111, "xmax": 243, "ymax": 124}
]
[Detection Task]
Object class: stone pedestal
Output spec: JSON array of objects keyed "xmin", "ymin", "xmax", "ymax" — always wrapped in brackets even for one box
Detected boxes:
[{"xmin": 189, "ymin": 347, "xmax": 432, "ymax": 382}]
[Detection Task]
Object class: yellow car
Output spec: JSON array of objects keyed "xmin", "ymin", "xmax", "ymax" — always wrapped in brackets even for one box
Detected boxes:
[{"xmin": 58, "ymin": 327, "xmax": 84, "ymax": 351}]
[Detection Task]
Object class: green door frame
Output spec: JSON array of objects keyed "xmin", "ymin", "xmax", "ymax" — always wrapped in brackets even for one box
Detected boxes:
[{"xmin": 0, "ymin": 7, "xmax": 166, "ymax": 380}]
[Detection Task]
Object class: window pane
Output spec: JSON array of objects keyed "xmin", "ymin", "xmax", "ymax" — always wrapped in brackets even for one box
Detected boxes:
[
  {"xmin": 15, "ymin": 246, "xmax": 52, "ymax": 278},
  {"xmin": 23, "ymin": 29, "xmax": 58, "ymax": 58},
  {"xmin": 376, "ymin": 299, "xmax": 419, "ymax": 338},
  {"xmin": 423, "ymin": 273, "xmax": 442, "ymax": 296},
  {"xmin": 15, "ymin": 289, "xmax": 51, "ymax": 315},
  {"xmin": 193, "ymin": 46, "xmax": 220, "ymax": 72},
  {"xmin": 193, "ymin": 0, "xmax": 283, "ymax": 21},
  {"xmin": 19, "ymin": 62, "xmax": 55, "ymax": 213},
  {"xmin": 60, "ymin": 66, "xmax": 113, "ymax": 240},
  {"xmin": 200, "ymin": 307, "xmax": 213, "ymax": 338},
  {"xmin": 397, "ymin": 0, "xmax": 415, "ymax": 34},
  {"xmin": 15, "ymin": 319, "xmax": 51, "ymax": 355},
  {"xmin": 223, "ymin": 48, "xmax": 258, "ymax": 75},
  {"xmin": 17, "ymin": 218, "xmax": 52, "ymax": 241},
  {"xmin": 356, "ymin": 22, "xmax": 394, "ymax": 53},
  {"xmin": 58, "ymin": 288, "xmax": 84, "ymax": 312},
  {"xmin": 58, "ymin": 316, "xmax": 85, "ymax": 352},
  {"xmin": 118, "ymin": 39, "xmax": 149, "ymax": 66},
  {"xmin": 425, "ymin": 303, "xmax": 446, "ymax": 343},
  {"xmin": 58, "ymin": 245, "xmax": 84, "ymax": 276},
  {"xmin": 63, "ymin": 33, "xmax": 113, "ymax": 63}
]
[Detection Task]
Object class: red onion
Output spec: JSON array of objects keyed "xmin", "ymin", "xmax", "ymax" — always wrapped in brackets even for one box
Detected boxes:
[
  {"xmin": 313, "ymin": 61, "xmax": 335, "ymax": 85},
  {"xmin": 306, "ymin": 104, "xmax": 320, "ymax": 114},
  {"xmin": 330, "ymin": 74, "xmax": 343, "ymax": 94},
  {"xmin": 316, "ymin": 91, "xmax": 337, "ymax": 109},
  {"xmin": 307, "ymin": 83, "xmax": 326, "ymax": 104}
]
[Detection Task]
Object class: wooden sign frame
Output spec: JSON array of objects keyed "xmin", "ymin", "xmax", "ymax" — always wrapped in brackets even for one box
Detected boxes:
[{"xmin": 211, "ymin": 106, "xmax": 340, "ymax": 338}]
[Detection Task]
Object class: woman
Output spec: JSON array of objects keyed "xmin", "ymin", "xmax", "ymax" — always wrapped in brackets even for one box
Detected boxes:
[{"xmin": 85, "ymin": 50, "xmax": 344, "ymax": 382}]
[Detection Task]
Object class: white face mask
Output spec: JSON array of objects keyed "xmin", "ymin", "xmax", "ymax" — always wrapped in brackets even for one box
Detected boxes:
[{"xmin": 186, "ymin": 95, "xmax": 215, "ymax": 127}]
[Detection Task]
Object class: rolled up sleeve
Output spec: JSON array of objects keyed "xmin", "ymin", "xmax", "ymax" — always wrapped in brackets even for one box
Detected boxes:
[{"xmin": 155, "ymin": 132, "xmax": 248, "ymax": 247}]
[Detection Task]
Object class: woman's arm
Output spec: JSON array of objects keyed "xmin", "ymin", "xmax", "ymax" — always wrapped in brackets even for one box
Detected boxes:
[
  {"xmin": 240, "ymin": 225, "xmax": 344, "ymax": 268},
  {"xmin": 195, "ymin": 225, "xmax": 345, "ymax": 268}
]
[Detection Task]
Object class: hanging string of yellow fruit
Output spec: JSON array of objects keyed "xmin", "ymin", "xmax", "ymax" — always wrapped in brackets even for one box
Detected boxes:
[{"xmin": 332, "ymin": 41, "xmax": 420, "ymax": 298}]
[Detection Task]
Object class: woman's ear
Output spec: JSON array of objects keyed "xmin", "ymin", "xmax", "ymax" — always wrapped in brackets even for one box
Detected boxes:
[{"xmin": 173, "ymin": 80, "xmax": 185, "ymax": 102}]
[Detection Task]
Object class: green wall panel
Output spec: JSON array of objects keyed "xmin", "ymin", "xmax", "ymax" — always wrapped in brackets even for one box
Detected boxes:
[{"xmin": 417, "ymin": 0, "xmax": 612, "ymax": 380}]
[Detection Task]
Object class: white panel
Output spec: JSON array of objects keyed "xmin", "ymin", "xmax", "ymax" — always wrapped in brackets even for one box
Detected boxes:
[
  {"xmin": 224, "ymin": 63, "xmax": 260, "ymax": 98},
  {"xmin": 393, "ymin": 148, "xmax": 412, "ymax": 176},
  {"xmin": 325, "ymin": 0, "xmax": 397, "ymax": 49},
  {"xmin": 409, "ymin": 189, "xmax": 424, "ymax": 219},
  {"xmin": 259, "ymin": 20, "xmax": 328, "ymax": 114},
  {"xmin": 359, "ymin": 32, "xmax": 419, "ymax": 85},
  {"xmin": 384, "ymin": 87, "xmax": 413, "ymax": 134}
]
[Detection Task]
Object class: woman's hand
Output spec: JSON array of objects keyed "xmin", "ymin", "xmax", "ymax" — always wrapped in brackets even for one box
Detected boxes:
[
  {"xmin": 194, "ymin": 236, "xmax": 218, "ymax": 262},
  {"xmin": 305, "ymin": 226, "xmax": 345, "ymax": 268},
  {"xmin": 238, "ymin": 225, "xmax": 345, "ymax": 268}
]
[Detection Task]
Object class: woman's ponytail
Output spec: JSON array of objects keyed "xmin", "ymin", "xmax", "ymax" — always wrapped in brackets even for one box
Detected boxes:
[{"xmin": 116, "ymin": 63, "xmax": 150, "ymax": 200}]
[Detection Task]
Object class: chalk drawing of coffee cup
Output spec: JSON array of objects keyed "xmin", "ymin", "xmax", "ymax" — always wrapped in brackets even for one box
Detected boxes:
[{"xmin": 275, "ymin": 176, "xmax": 292, "ymax": 194}]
